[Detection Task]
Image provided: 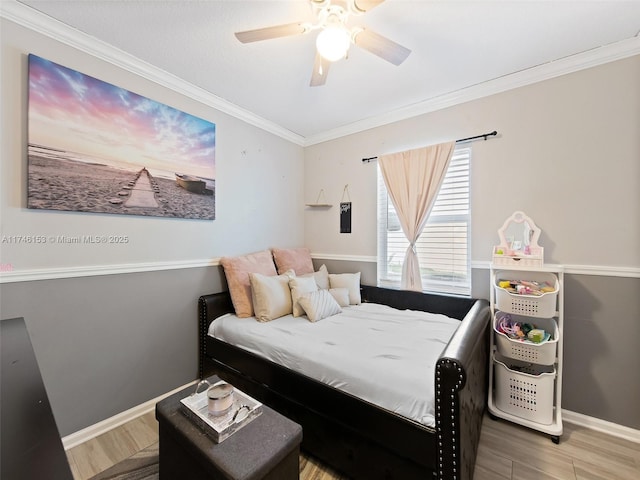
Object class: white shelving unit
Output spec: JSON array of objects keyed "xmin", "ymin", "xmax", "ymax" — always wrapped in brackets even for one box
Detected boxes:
[{"xmin": 488, "ymin": 264, "xmax": 564, "ymax": 443}]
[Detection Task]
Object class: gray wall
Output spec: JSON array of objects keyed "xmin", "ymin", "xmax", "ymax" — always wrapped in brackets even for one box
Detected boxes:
[
  {"xmin": 326, "ymin": 260, "xmax": 640, "ymax": 430},
  {"xmin": 3, "ymin": 258, "xmax": 637, "ymax": 436},
  {"xmin": 0, "ymin": 267, "xmax": 226, "ymax": 436},
  {"xmin": 562, "ymin": 274, "xmax": 640, "ymax": 427},
  {"xmin": 473, "ymin": 267, "xmax": 640, "ymax": 429}
]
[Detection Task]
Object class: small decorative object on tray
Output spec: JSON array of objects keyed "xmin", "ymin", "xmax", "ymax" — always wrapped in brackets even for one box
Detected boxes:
[{"xmin": 180, "ymin": 379, "xmax": 262, "ymax": 443}]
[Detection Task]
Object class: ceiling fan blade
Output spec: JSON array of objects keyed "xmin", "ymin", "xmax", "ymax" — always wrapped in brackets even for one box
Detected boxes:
[
  {"xmin": 235, "ymin": 22, "xmax": 308, "ymax": 43},
  {"xmin": 352, "ymin": 0, "xmax": 386, "ymax": 13},
  {"xmin": 353, "ymin": 28, "xmax": 411, "ymax": 66},
  {"xmin": 310, "ymin": 53, "xmax": 331, "ymax": 87}
]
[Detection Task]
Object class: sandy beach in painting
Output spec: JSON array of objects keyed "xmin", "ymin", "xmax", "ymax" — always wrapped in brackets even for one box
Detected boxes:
[{"xmin": 28, "ymin": 152, "xmax": 215, "ymax": 220}]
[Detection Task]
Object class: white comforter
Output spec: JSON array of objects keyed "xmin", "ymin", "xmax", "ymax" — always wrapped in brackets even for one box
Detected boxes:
[{"xmin": 209, "ymin": 302, "xmax": 460, "ymax": 427}]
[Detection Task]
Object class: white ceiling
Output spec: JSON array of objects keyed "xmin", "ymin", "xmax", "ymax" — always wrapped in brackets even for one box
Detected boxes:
[{"xmin": 10, "ymin": 0, "xmax": 640, "ymax": 144}]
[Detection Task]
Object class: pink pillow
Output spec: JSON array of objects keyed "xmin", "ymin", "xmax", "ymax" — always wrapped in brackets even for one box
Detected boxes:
[
  {"xmin": 271, "ymin": 247, "xmax": 314, "ymax": 275},
  {"xmin": 220, "ymin": 250, "xmax": 277, "ymax": 317}
]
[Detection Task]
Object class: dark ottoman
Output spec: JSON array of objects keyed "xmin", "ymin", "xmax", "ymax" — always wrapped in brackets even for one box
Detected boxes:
[{"xmin": 156, "ymin": 376, "xmax": 302, "ymax": 480}]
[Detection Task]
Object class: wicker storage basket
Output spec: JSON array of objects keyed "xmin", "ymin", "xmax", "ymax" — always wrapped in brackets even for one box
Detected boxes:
[
  {"xmin": 494, "ymin": 354, "xmax": 556, "ymax": 424},
  {"xmin": 494, "ymin": 315, "xmax": 559, "ymax": 365},
  {"xmin": 495, "ymin": 271, "xmax": 558, "ymax": 318}
]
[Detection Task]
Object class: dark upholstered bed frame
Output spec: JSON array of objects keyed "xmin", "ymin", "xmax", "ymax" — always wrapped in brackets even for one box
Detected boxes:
[{"xmin": 198, "ymin": 285, "xmax": 490, "ymax": 480}]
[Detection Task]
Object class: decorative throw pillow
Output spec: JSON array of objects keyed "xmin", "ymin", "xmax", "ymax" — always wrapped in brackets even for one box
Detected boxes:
[
  {"xmin": 301, "ymin": 264, "xmax": 330, "ymax": 290},
  {"xmin": 329, "ymin": 272, "xmax": 361, "ymax": 305},
  {"xmin": 298, "ymin": 289, "xmax": 342, "ymax": 322},
  {"xmin": 289, "ymin": 276, "xmax": 319, "ymax": 317},
  {"xmin": 220, "ymin": 250, "xmax": 277, "ymax": 318},
  {"xmin": 249, "ymin": 270, "xmax": 294, "ymax": 322},
  {"xmin": 271, "ymin": 247, "xmax": 314, "ymax": 275},
  {"xmin": 329, "ymin": 288, "xmax": 350, "ymax": 307}
]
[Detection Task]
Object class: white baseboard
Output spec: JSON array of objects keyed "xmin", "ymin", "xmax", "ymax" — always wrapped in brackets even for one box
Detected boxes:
[
  {"xmin": 62, "ymin": 380, "xmax": 197, "ymax": 450},
  {"xmin": 63, "ymin": 386, "xmax": 640, "ymax": 450},
  {"xmin": 563, "ymin": 409, "xmax": 640, "ymax": 444}
]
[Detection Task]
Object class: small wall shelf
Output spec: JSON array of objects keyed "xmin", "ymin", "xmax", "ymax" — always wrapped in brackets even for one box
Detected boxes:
[{"xmin": 306, "ymin": 189, "xmax": 332, "ymax": 208}]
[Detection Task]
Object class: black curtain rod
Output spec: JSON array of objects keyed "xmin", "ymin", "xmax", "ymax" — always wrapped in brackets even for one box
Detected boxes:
[{"xmin": 361, "ymin": 130, "xmax": 498, "ymax": 163}]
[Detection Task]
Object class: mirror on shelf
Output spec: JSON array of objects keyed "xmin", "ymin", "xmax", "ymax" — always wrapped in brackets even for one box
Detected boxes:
[{"xmin": 496, "ymin": 211, "xmax": 542, "ymax": 257}]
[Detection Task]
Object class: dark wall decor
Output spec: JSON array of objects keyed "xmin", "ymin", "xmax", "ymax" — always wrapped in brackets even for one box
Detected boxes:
[
  {"xmin": 27, "ymin": 54, "xmax": 216, "ymax": 220},
  {"xmin": 340, "ymin": 184, "xmax": 351, "ymax": 233},
  {"xmin": 340, "ymin": 202, "xmax": 352, "ymax": 233}
]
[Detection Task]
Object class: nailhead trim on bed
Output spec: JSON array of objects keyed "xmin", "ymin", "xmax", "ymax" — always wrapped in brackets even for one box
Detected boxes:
[{"xmin": 436, "ymin": 358, "xmax": 465, "ymax": 480}]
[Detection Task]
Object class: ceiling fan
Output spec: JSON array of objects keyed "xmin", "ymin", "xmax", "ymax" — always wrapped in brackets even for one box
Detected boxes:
[{"xmin": 234, "ymin": 0, "xmax": 411, "ymax": 86}]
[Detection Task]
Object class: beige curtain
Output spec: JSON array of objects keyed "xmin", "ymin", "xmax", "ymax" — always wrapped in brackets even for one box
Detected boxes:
[{"xmin": 379, "ymin": 141, "xmax": 455, "ymax": 291}]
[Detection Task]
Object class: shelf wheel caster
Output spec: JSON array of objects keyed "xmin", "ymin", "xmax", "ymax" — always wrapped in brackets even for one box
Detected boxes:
[{"xmin": 551, "ymin": 435, "xmax": 560, "ymax": 444}]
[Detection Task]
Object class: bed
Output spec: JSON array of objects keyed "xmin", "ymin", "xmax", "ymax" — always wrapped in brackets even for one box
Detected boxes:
[{"xmin": 198, "ymin": 284, "xmax": 490, "ymax": 480}]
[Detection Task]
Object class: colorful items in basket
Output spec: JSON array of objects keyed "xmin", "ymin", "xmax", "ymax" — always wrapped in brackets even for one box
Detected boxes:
[
  {"xmin": 496, "ymin": 312, "xmax": 549, "ymax": 343},
  {"xmin": 498, "ymin": 279, "xmax": 555, "ymax": 296}
]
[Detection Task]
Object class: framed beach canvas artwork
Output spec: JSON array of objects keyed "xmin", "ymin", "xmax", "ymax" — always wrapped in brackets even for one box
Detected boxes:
[{"xmin": 27, "ymin": 54, "xmax": 215, "ymax": 220}]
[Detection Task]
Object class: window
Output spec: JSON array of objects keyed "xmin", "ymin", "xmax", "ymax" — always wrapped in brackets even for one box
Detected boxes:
[{"xmin": 377, "ymin": 146, "xmax": 471, "ymax": 296}]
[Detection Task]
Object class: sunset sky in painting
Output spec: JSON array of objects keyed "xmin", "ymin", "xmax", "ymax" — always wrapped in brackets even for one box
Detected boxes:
[{"xmin": 27, "ymin": 54, "xmax": 215, "ymax": 179}]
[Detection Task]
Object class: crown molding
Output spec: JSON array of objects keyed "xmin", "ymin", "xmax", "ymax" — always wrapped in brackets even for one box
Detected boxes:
[
  {"xmin": 2, "ymin": 1, "xmax": 639, "ymax": 148},
  {"xmin": 304, "ymin": 35, "xmax": 640, "ymax": 146},
  {"xmin": 0, "ymin": 0, "xmax": 305, "ymax": 146}
]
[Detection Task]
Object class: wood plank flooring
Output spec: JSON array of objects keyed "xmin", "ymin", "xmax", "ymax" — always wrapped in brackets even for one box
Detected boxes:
[{"xmin": 66, "ymin": 412, "xmax": 640, "ymax": 480}]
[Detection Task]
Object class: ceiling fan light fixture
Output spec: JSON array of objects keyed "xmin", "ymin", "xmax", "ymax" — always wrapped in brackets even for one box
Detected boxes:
[{"xmin": 316, "ymin": 25, "xmax": 351, "ymax": 62}]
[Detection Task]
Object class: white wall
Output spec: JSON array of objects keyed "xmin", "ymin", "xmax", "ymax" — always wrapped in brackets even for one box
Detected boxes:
[
  {"xmin": 1, "ymin": 18, "xmax": 305, "ymax": 275},
  {"xmin": 304, "ymin": 55, "xmax": 640, "ymax": 270}
]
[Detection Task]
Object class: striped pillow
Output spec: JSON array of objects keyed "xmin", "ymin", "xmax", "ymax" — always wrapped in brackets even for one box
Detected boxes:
[{"xmin": 298, "ymin": 289, "xmax": 342, "ymax": 322}]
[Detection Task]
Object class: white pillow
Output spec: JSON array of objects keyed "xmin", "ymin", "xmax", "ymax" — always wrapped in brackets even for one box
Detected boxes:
[
  {"xmin": 302, "ymin": 264, "xmax": 330, "ymax": 290},
  {"xmin": 329, "ymin": 288, "xmax": 350, "ymax": 307},
  {"xmin": 289, "ymin": 276, "xmax": 319, "ymax": 317},
  {"xmin": 249, "ymin": 270, "xmax": 294, "ymax": 322},
  {"xmin": 298, "ymin": 289, "xmax": 342, "ymax": 322},
  {"xmin": 329, "ymin": 272, "xmax": 361, "ymax": 305}
]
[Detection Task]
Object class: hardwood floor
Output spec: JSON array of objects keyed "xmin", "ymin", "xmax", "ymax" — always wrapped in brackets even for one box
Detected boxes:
[
  {"xmin": 66, "ymin": 412, "xmax": 159, "ymax": 480},
  {"xmin": 66, "ymin": 412, "xmax": 640, "ymax": 480}
]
